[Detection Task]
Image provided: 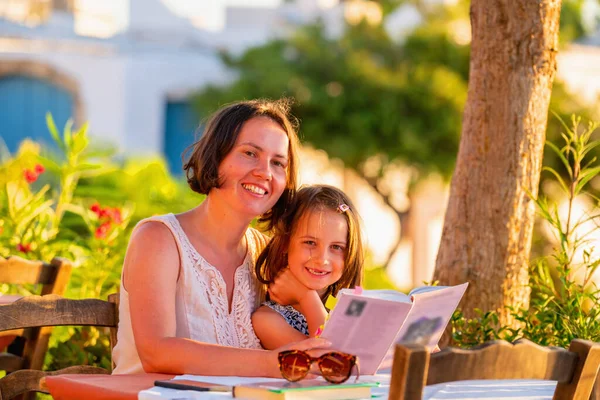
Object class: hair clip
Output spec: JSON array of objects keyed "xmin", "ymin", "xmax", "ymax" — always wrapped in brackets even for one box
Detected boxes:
[{"xmin": 337, "ymin": 203, "xmax": 350, "ymax": 213}]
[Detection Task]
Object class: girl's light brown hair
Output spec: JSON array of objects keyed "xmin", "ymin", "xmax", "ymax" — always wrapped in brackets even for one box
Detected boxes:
[
  {"xmin": 256, "ymin": 184, "xmax": 364, "ymax": 302},
  {"xmin": 183, "ymin": 98, "xmax": 300, "ymax": 231}
]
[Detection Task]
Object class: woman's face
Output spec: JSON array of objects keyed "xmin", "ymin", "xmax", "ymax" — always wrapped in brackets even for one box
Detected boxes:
[
  {"xmin": 287, "ymin": 209, "xmax": 348, "ymax": 296},
  {"xmin": 215, "ymin": 116, "xmax": 290, "ymax": 219}
]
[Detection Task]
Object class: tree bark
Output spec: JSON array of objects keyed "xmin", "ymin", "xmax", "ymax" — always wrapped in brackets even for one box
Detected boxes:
[{"xmin": 433, "ymin": 0, "xmax": 562, "ymax": 336}]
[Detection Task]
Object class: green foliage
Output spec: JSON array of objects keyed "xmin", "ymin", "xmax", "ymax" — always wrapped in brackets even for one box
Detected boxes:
[
  {"xmin": 194, "ymin": 0, "xmax": 596, "ymax": 192},
  {"xmin": 559, "ymin": 0, "xmax": 590, "ymax": 43},
  {"xmin": 451, "ymin": 115, "xmax": 600, "ymax": 348},
  {"xmin": 0, "ymin": 115, "xmax": 203, "ymax": 370},
  {"xmin": 47, "ymin": 326, "xmax": 112, "ymax": 371},
  {"xmin": 195, "ymin": 20, "xmax": 468, "ymax": 179},
  {"xmin": 451, "ymin": 309, "xmax": 516, "ymax": 348},
  {"xmin": 362, "ymin": 266, "xmax": 399, "ymax": 290}
]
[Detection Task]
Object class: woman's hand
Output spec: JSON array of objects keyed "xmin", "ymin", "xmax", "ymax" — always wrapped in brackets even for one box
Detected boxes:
[
  {"xmin": 268, "ymin": 267, "xmax": 310, "ymax": 306},
  {"xmin": 267, "ymin": 337, "xmax": 332, "ymax": 378}
]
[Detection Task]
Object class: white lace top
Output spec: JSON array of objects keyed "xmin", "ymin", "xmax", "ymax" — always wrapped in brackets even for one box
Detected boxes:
[{"xmin": 112, "ymin": 214, "xmax": 268, "ymax": 374}]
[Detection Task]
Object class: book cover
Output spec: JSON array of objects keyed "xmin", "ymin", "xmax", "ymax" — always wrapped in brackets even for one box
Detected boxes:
[
  {"xmin": 232, "ymin": 380, "xmax": 378, "ymax": 400},
  {"xmin": 320, "ymin": 282, "xmax": 469, "ymax": 375}
]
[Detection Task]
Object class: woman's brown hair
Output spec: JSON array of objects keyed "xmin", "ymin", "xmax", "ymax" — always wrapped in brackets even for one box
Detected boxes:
[
  {"xmin": 256, "ymin": 184, "xmax": 364, "ymax": 302},
  {"xmin": 183, "ymin": 98, "xmax": 301, "ymax": 231}
]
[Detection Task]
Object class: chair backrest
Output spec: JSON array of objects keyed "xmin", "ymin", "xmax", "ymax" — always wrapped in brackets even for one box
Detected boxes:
[
  {"xmin": 388, "ymin": 338, "xmax": 600, "ymax": 400},
  {"xmin": 0, "ymin": 256, "xmax": 72, "ymax": 372},
  {"xmin": 0, "ymin": 293, "xmax": 119, "ymax": 399}
]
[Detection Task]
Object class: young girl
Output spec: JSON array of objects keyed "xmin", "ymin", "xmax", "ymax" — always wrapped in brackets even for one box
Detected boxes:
[{"xmin": 252, "ymin": 184, "xmax": 364, "ymax": 349}]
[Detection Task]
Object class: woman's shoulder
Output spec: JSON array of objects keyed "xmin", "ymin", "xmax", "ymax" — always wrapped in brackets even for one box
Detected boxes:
[
  {"xmin": 246, "ymin": 226, "xmax": 271, "ymax": 252},
  {"xmin": 129, "ymin": 215, "xmax": 177, "ymax": 248}
]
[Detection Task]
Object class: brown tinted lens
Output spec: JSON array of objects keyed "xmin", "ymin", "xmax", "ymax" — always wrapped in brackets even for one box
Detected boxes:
[
  {"xmin": 280, "ymin": 352, "xmax": 311, "ymax": 382},
  {"xmin": 318, "ymin": 353, "xmax": 353, "ymax": 383}
]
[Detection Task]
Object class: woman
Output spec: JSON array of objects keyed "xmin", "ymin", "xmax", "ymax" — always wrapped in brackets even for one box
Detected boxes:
[{"xmin": 112, "ymin": 99, "xmax": 330, "ymax": 376}]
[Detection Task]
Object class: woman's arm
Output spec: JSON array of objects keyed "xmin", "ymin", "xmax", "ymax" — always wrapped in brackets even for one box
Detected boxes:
[
  {"xmin": 252, "ymin": 306, "xmax": 309, "ymax": 350},
  {"xmin": 124, "ymin": 222, "xmax": 327, "ymax": 376}
]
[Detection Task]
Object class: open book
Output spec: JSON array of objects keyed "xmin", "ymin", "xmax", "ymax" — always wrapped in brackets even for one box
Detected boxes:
[{"xmin": 320, "ymin": 282, "xmax": 468, "ymax": 375}]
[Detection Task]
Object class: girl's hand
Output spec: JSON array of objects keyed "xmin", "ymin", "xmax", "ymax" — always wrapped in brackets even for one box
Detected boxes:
[{"xmin": 268, "ymin": 267, "xmax": 310, "ymax": 306}]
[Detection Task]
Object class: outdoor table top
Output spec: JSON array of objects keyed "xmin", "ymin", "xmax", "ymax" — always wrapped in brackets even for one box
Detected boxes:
[{"xmin": 45, "ymin": 372, "xmax": 559, "ymax": 400}]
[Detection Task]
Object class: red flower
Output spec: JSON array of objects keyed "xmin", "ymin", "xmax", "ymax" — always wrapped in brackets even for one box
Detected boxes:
[
  {"xmin": 16, "ymin": 243, "xmax": 32, "ymax": 253},
  {"xmin": 23, "ymin": 169, "xmax": 38, "ymax": 183},
  {"xmin": 34, "ymin": 164, "xmax": 45, "ymax": 174},
  {"xmin": 95, "ymin": 222, "xmax": 111, "ymax": 239},
  {"xmin": 98, "ymin": 208, "xmax": 111, "ymax": 220},
  {"xmin": 107, "ymin": 207, "xmax": 122, "ymax": 224},
  {"xmin": 113, "ymin": 208, "xmax": 122, "ymax": 224},
  {"xmin": 90, "ymin": 203, "xmax": 101, "ymax": 215}
]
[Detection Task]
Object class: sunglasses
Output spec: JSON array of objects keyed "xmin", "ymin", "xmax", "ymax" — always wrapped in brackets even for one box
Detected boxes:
[{"xmin": 278, "ymin": 350, "xmax": 359, "ymax": 384}]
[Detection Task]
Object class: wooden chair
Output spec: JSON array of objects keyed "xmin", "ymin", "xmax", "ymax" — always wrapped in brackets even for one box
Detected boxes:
[
  {"xmin": 0, "ymin": 293, "xmax": 119, "ymax": 400},
  {"xmin": 388, "ymin": 338, "xmax": 600, "ymax": 400},
  {"xmin": 0, "ymin": 256, "xmax": 72, "ymax": 373}
]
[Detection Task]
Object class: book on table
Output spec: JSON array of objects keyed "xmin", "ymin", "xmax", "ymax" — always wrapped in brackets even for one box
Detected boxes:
[
  {"xmin": 320, "ymin": 282, "xmax": 469, "ymax": 375},
  {"xmin": 232, "ymin": 379, "xmax": 378, "ymax": 400}
]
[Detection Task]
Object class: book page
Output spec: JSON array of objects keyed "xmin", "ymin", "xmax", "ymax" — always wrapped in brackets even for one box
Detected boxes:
[
  {"xmin": 408, "ymin": 285, "xmax": 453, "ymax": 296},
  {"xmin": 336, "ymin": 288, "xmax": 412, "ymax": 303},
  {"xmin": 395, "ymin": 282, "xmax": 468, "ymax": 348},
  {"xmin": 320, "ymin": 294, "xmax": 411, "ymax": 375}
]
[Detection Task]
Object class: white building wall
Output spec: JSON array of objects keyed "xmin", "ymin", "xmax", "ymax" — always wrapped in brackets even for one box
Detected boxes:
[
  {"xmin": 0, "ymin": 43, "xmax": 128, "ymax": 149},
  {"xmin": 122, "ymin": 51, "xmax": 228, "ymax": 154}
]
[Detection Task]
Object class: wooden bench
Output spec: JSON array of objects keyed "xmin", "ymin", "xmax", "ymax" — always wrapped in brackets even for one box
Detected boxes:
[
  {"xmin": 388, "ymin": 338, "xmax": 600, "ymax": 400},
  {"xmin": 0, "ymin": 293, "xmax": 119, "ymax": 400}
]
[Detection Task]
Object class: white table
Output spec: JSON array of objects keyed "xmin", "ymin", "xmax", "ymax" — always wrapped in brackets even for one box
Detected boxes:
[{"xmin": 138, "ymin": 373, "xmax": 557, "ymax": 400}]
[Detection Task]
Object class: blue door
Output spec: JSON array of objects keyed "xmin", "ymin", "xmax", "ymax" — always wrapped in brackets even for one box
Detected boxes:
[
  {"xmin": 163, "ymin": 101, "xmax": 200, "ymax": 175},
  {"xmin": 0, "ymin": 75, "xmax": 73, "ymax": 153}
]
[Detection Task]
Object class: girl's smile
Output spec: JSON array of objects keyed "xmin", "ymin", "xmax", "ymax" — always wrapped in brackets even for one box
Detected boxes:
[{"xmin": 287, "ymin": 209, "xmax": 348, "ymax": 293}]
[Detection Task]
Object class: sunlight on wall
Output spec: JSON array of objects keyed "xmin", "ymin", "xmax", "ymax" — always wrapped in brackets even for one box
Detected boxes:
[
  {"xmin": 74, "ymin": 0, "xmax": 127, "ymax": 37},
  {"xmin": 0, "ymin": 0, "xmax": 50, "ymax": 26},
  {"xmin": 543, "ymin": 194, "xmax": 600, "ymax": 285},
  {"xmin": 344, "ymin": 0, "xmax": 382, "ymax": 26}
]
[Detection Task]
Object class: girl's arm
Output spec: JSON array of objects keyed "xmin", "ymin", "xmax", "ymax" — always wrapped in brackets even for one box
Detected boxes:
[
  {"xmin": 297, "ymin": 290, "xmax": 328, "ymax": 337},
  {"xmin": 268, "ymin": 268, "xmax": 328, "ymax": 337},
  {"xmin": 252, "ymin": 306, "xmax": 309, "ymax": 350},
  {"xmin": 124, "ymin": 222, "xmax": 328, "ymax": 376}
]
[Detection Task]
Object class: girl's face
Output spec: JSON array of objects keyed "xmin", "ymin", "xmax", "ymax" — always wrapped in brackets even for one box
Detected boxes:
[
  {"xmin": 287, "ymin": 208, "xmax": 348, "ymax": 296},
  {"xmin": 215, "ymin": 116, "xmax": 290, "ymax": 219}
]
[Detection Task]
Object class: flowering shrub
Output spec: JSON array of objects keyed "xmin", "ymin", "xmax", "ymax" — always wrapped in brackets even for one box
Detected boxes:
[{"xmin": 0, "ymin": 114, "xmax": 133, "ymax": 368}]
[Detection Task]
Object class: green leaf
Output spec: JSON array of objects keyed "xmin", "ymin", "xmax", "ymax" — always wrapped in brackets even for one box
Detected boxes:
[
  {"xmin": 545, "ymin": 141, "xmax": 572, "ymax": 178},
  {"xmin": 46, "ymin": 113, "xmax": 66, "ymax": 153},
  {"xmin": 63, "ymin": 119, "xmax": 74, "ymax": 152},
  {"xmin": 542, "ymin": 166, "xmax": 569, "ymax": 194},
  {"xmin": 575, "ymin": 166, "xmax": 600, "ymax": 194}
]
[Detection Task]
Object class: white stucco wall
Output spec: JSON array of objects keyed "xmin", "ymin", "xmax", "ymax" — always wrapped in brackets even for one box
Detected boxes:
[
  {"xmin": 0, "ymin": 38, "xmax": 236, "ymax": 155},
  {"xmin": 121, "ymin": 50, "xmax": 229, "ymax": 154},
  {"xmin": 557, "ymin": 44, "xmax": 600, "ymax": 105},
  {"xmin": 0, "ymin": 40, "xmax": 128, "ymax": 148}
]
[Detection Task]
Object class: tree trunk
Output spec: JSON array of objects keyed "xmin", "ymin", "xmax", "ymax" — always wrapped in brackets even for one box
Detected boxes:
[{"xmin": 433, "ymin": 0, "xmax": 562, "ymax": 335}]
